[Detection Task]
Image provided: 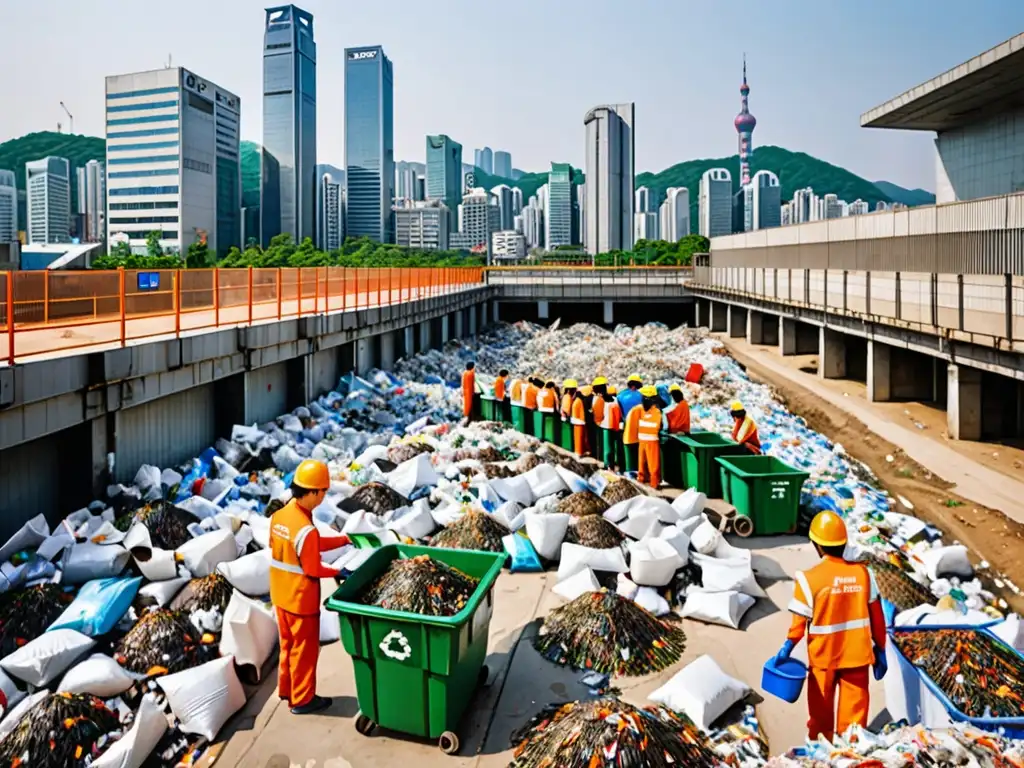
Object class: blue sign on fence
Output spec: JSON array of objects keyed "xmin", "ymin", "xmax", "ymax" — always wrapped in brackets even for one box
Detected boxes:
[{"xmin": 137, "ymin": 272, "xmax": 160, "ymax": 291}]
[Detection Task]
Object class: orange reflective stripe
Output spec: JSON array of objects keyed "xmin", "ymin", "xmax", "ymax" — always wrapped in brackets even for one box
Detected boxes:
[
  {"xmin": 623, "ymin": 406, "xmax": 641, "ymax": 443},
  {"xmin": 570, "ymin": 398, "xmax": 587, "ymax": 425},
  {"xmin": 538, "ymin": 390, "xmax": 556, "ymax": 412}
]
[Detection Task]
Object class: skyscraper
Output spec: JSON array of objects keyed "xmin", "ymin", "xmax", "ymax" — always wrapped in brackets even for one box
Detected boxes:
[
  {"xmin": 425, "ymin": 135, "xmax": 462, "ymax": 225},
  {"xmin": 744, "ymin": 170, "xmax": 781, "ymax": 231},
  {"xmin": 106, "ymin": 67, "xmax": 241, "ymax": 255},
  {"xmin": 474, "ymin": 147, "xmax": 493, "ymax": 175},
  {"xmin": 490, "ymin": 184, "xmax": 514, "ymax": 230},
  {"xmin": 793, "ymin": 187, "xmax": 816, "ymax": 223},
  {"xmin": 698, "ymin": 168, "xmax": 732, "ymax": 237},
  {"xmin": 633, "ymin": 212, "xmax": 658, "ymax": 242},
  {"xmin": 511, "ymin": 187, "xmax": 523, "ymax": 216},
  {"xmin": 583, "ymin": 103, "xmax": 634, "ymax": 254},
  {"xmin": 26, "ymin": 157, "xmax": 70, "ymax": 244},
  {"xmin": 545, "ymin": 162, "xmax": 579, "ymax": 248},
  {"xmin": 453, "ymin": 187, "xmax": 499, "ymax": 255},
  {"xmin": 345, "ymin": 45, "xmax": 394, "ymax": 242},
  {"xmin": 0, "ymin": 170, "xmax": 16, "ymax": 243},
  {"xmin": 316, "ymin": 164, "xmax": 344, "ymax": 251},
  {"xmin": 493, "ymin": 150, "xmax": 512, "ymax": 179},
  {"xmin": 394, "ymin": 200, "xmax": 449, "ymax": 250},
  {"xmin": 734, "ymin": 56, "xmax": 757, "ymax": 187},
  {"xmin": 76, "ymin": 160, "xmax": 105, "ymax": 243},
  {"xmin": 659, "ymin": 187, "xmax": 690, "ymax": 242},
  {"xmin": 261, "ymin": 5, "xmax": 317, "ymax": 246},
  {"xmin": 635, "ymin": 186, "xmax": 652, "ymax": 214}
]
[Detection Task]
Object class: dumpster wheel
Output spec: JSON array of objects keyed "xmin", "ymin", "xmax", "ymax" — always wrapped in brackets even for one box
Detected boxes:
[
  {"xmin": 439, "ymin": 730, "xmax": 460, "ymax": 755},
  {"xmin": 355, "ymin": 713, "xmax": 376, "ymax": 736},
  {"xmin": 478, "ymin": 664, "xmax": 490, "ymax": 686},
  {"xmin": 733, "ymin": 515, "xmax": 754, "ymax": 538}
]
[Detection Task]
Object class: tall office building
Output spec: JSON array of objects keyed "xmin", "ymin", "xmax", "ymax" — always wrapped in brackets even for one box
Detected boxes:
[
  {"xmin": 261, "ymin": 5, "xmax": 316, "ymax": 246},
  {"xmin": 394, "ymin": 200, "xmax": 449, "ymax": 250},
  {"xmin": 848, "ymin": 199, "xmax": 869, "ymax": 216},
  {"xmin": 577, "ymin": 183, "xmax": 586, "ymax": 244},
  {"xmin": 490, "ymin": 184, "xmax": 514, "ymax": 230},
  {"xmin": 316, "ymin": 164, "xmax": 344, "ymax": 250},
  {"xmin": 545, "ymin": 162, "xmax": 579, "ymax": 248},
  {"xmin": 658, "ymin": 186, "xmax": 689, "ymax": 242},
  {"xmin": 394, "ymin": 161, "xmax": 420, "ymax": 200},
  {"xmin": 743, "ymin": 170, "xmax": 781, "ymax": 231},
  {"xmin": 76, "ymin": 160, "xmax": 105, "ymax": 243},
  {"xmin": 453, "ymin": 188, "xmax": 499, "ymax": 254},
  {"xmin": 493, "ymin": 150, "xmax": 512, "ymax": 179},
  {"xmin": 583, "ymin": 103, "xmax": 634, "ymax": 254},
  {"xmin": 0, "ymin": 170, "xmax": 18, "ymax": 243},
  {"xmin": 698, "ymin": 167, "xmax": 732, "ymax": 237},
  {"xmin": 823, "ymin": 193, "xmax": 843, "ymax": 219},
  {"xmin": 474, "ymin": 147, "xmax": 493, "ymax": 175},
  {"xmin": 425, "ymin": 134, "xmax": 462, "ymax": 226},
  {"xmin": 635, "ymin": 186, "xmax": 652, "ymax": 213},
  {"xmin": 511, "ymin": 187, "xmax": 523, "ymax": 216},
  {"xmin": 521, "ymin": 202, "xmax": 543, "ymax": 248},
  {"xmin": 414, "ymin": 175, "xmax": 426, "ymax": 201},
  {"xmin": 105, "ymin": 67, "xmax": 241, "ymax": 255},
  {"xmin": 633, "ymin": 212, "xmax": 658, "ymax": 242},
  {"xmin": 792, "ymin": 187, "xmax": 816, "ymax": 223},
  {"xmin": 26, "ymin": 157, "xmax": 70, "ymax": 244},
  {"xmin": 344, "ymin": 45, "xmax": 394, "ymax": 242}
]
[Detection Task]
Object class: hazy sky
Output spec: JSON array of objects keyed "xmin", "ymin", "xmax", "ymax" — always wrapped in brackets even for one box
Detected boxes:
[{"xmin": 2, "ymin": 0, "xmax": 1022, "ymax": 190}]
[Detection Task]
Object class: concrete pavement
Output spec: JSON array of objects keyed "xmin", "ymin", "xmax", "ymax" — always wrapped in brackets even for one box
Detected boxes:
[{"xmin": 211, "ymin": 536, "xmax": 884, "ymax": 768}]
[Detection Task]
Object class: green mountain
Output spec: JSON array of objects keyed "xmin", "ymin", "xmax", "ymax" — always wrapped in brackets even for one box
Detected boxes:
[{"xmin": 872, "ymin": 180, "xmax": 935, "ymax": 207}]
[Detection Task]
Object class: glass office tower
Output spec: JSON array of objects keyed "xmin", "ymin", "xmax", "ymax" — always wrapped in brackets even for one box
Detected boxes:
[
  {"xmin": 344, "ymin": 45, "xmax": 394, "ymax": 243},
  {"xmin": 261, "ymin": 5, "xmax": 316, "ymax": 246}
]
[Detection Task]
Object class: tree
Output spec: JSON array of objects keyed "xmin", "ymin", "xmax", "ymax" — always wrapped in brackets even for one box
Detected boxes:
[
  {"xmin": 185, "ymin": 239, "xmax": 212, "ymax": 269},
  {"xmin": 145, "ymin": 231, "xmax": 165, "ymax": 259}
]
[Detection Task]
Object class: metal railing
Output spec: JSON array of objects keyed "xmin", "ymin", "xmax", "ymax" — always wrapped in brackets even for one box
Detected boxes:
[{"xmin": 0, "ymin": 267, "xmax": 484, "ymax": 365}]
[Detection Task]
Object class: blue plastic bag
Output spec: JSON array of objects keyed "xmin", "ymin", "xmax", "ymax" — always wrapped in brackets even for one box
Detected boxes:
[
  {"xmin": 48, "ymin": 576, "xmax": 143, "ymax": 637},
  {"xmin": 502, "ymin": 533, "xmax": 542, "ymax": 573}
]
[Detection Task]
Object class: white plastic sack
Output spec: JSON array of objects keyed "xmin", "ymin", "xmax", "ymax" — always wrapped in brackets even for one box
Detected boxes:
[
  {"xmin": 58, "ymin": 653, "xmax": 134, "ymax": 697},
  {"xmin": 493, "ymin": 501, "xmax": 524, "ymax": 532},
  {"xmin": 244, "ymin": 512, "xmax": 271, "ymax": 549},
  {"xmin": 557, "ymin": 543, "xmax": 628, "ymax": 582},
  {"xmin": 690, "ymin": 518, "xmax": 721, "ymax": 555},
  {"xmin": 91, "ymin": 695, "xmax": 169, "ymax": 768},
  {"xmin": 616, "ymin": 574, "xmax": 639, "ymax": 600},
  {"xmin": 680, "ymin": 590, "xmax": 755, "ymax": 630},
  {"xmin": 677, "ymin": 514, "xmax": 704, "ymax": 538},
  {"xmin": 490, "ymin": 475, "xmax": 535, "ymax": 506},
  {"xmin": 387, "ymin": 502, "xmax": 436, "ymax": 540},
  {"xmin": 523, "ymin": 511, "xmax": 570, "ymax": 561},
  {"xmin": 137, "ymin": 574, "xmax": 189, "ymax": 607},
  {"xmin": 177, "ymin": 495, "xmax": 220, "ymax": 521},
  {"xmin": 552, "ymin": 567, "xmax": 600, "ymax": 601},
  {"xmin": 0, "ymin": 667, "xmax": 25, "ymax": 720},
  {"xmin": 219, "ymin": 592, "xmax": 278, "ymax": 679},
  {"xmin": 628, "ymin": 539, "xmax": 684, "ymax": 587},
  {"xmin": 158, "ymin": 656, "xmax": 246, "ymax": 742},
  {"xmin": 635, "ymin": 587, "xmax": 671, "ymax": 617},
  {"xmin": 616, "ymin": 511, "xmax": 661, "ymax": 541},
  {"xmin": 553, "ymin": 465, "xmax": 588, "ymax": 494},
  {"xmin": 62, "ymin": 543, "xmax": 131, "ymax": 584},
  {"xmin": 320, "ymin": 609, "xmax": 340, "ymax": 644},
  {"xmin": 523, "ymin": 464, "xmax": 567, "ymax": 498},
  {"xmin": 133, "ymin": 465, "xmax": 162, "ymax": 497},
  {"xmin": 671, "ymin": 488, "xmax": 706, "ymax": 521},
  {"xmin": 386, "ymin": 453, "xmax": 439, "ymax": 498},
  {"xmin": 178, "ymin": 529, "xmax": 237, "ymax": 577},
  {"xmin": 605, "ymin": 496, "xmax": 678, "ymax": 525},
  {"xmin": 648, "ymin": 654, "xmax": 750, "ymax": 730},
  {"xmin": 0, "ymin": 514, "xmax": 50, "ymax": 564},
  {"xmin": 0, "ymin": 628, "xmax": 95, "ymax": 686},
  {"xmin": 691, "ymin": 552, "xmax": 767, "ymax": 599},
  {"xmin": 216, "ymin": 550, "xmax": 271, "ymax": 597},
  {"xmin": 992, "ymin": 614, "xmax": 1024, "ymax": 651},
  {"xmin": 659, "ymin": 525, "xmax": 691, "ymax": 562},
  {"xmin": 920, "ymin": 545, "xmax": 973, "ymax": 580}
]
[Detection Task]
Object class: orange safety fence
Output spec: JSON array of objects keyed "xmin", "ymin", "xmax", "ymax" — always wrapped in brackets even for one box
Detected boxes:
[{"xmin": 0, "ymin": 267, "xmax": 484, "ymax": 365}]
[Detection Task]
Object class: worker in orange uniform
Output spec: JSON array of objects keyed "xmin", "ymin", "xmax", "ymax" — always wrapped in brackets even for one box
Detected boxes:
[
  {"xmin": 461, "ymin": 362, "xmax": 477, "ymax": 422},
  {"xmin": 570, "ymin": 385, "xmax": 593, "ymax": 458},
  {"xmin": 270, "ymin": 460, "xmax": 351, "ymax": 715},
  {"xmin": 523, "ymin": 375, "xmax": 542, "ymax": 436},
  {"xmin": 537, "ymin": 379, "xmax": 558, "ymax": 442},
  {"xmin": 509, "ymin": 374, "xmax": 526, "ymax": 433},
  {"xmin": 662, "ymin": 384, "xmax": 691, "ymax": 434},
  {"xmin": 494, "ymin": 368, "xmax": 510, "ymax": 422},
  {"xmin": 630, "ymin": 385, "xmax": 663, "ymax": 488},
  {"xmin": 597, "ymin": 385, "xmax": 622, "ymax": 469},
  {"xmin": 618, "ymin": 374, "xmax": 644, "ymax": 473},
  {"xmin": 775, "ymin": 511, "xmax": 888, "ymax": 741},
  {"xmin": 729, "ymin": 400, "xmax": 761, "ymax": 454},
  {"xmin": 590, "ymin": 377, "xmax": 608, "ymax": 450},
  {"xmin": 560, "ymin": 379, "xmax": 579, "ymax": 450}
]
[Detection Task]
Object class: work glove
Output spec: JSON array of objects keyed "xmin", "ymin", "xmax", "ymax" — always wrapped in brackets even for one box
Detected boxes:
[
  {"xmin": 872, "ymin": 646, "xmax": 888, "ymax": 680},
  {"xmin": 775, "ymin": 639, "xmax": 796, "ymax": 663}
]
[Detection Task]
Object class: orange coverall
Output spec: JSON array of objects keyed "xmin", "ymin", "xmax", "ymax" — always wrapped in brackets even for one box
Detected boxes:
[
  {"xmin": 732, "ymin": 414, "xmax": 761, "ymax": 454},
  {"xmin": 635, "ymin": 405, "xmax": 663, "ymax": 488},
  {"xmin": 494, "ymin": 376, "xmax": 508, "ymax": 401},
  {"xmin": 662, "ymin": 400, "xmax": 691, "ymax": 434},
  {"xmin": 787, "ymin": 555, "xmax": 887, "ymax": 741},
  {"xmin": 462, "ymin": 369, "xmax": 476, "ymax": 419},
  {"xmin": 524, "ymin": 382, "xmax": 539, "ymax": 410},
  {"xmin": 570, "ymin": 396, "xmax": 590, "ymax": 457},
  {"xmin": 269, "ymin": 500, "xmax": 349, "ymax": 707}
]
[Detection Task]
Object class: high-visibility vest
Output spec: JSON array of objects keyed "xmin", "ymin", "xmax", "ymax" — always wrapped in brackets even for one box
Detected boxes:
[
  {"xmin": 510, "ymin": 379, "xmax": 524, "ymax": 406},
  {"xmin": 662, "ymin": 400, "xmax": 690, "ymax": 434},
  {"xmin": 790, "ymin": 556, "xmax": 879, "ymax": 669},
  {"xmin": 570, "ymin": 397, "xmax": 587, "ymax": 426},
  {"xmin": 269, "ymin": 500, "xmax": 322, "ymax": 616},
  {"xmin": 592, "ymin": 397, "xmax": 605, "ymax": 426},
  {"xmin": 537, "ymin": 388, "xmax": 557, "ymax": 412},
  {"xmin": 732, "ymin": 415, "xmax": 761, "ymax": 453},
  {"xmin": 494, "ymin": 376, "xmax": 508, "ymax": 401},
  {"xmin": 623, "ymin": 406, "xmax": 641, "ymax": 444},
  {"xmin": 524, "ymin": 383, "xmax": 539, "ymax": 410},
  {"xmin": 637, "ymin": 406, "xmax": 662, "ymax": 442},
  {"xmin": 599, "ymin": 399, "xmax": 621, "ymax": 430},
  {"xmin": 560, "ymin": 393, "xmax": 574, "ymax": 420},
  {"xmin": 461, "ymin": 370, "xmax": 476, "ymax": 398}
]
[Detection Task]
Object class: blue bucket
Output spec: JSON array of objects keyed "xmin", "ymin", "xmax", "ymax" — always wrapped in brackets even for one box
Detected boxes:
[{"xmin": 761, "ymin": 656, "xmax": 807, "ymax": 703}]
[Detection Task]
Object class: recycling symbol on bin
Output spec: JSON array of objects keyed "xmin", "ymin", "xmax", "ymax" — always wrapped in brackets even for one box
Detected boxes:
[{"xmin": 379, "ymin": 629, "xmax": 413, "ymax": 661}]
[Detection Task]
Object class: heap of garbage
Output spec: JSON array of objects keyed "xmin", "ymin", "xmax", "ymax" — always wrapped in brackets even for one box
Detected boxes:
[{"xmin": 0, "ymin": 319, "xmax": 1020, "ymax": 766}]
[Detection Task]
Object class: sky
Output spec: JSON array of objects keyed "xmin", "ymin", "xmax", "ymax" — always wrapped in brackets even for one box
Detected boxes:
[{"xmin": 2, "ymin": 0, "xmax": 1022, "ymax": 191}]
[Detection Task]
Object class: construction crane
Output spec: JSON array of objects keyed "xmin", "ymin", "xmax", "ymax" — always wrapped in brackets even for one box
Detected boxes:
[{"xmin": 60, "ymin": 102, "xmax": 73, "ymax": 135}]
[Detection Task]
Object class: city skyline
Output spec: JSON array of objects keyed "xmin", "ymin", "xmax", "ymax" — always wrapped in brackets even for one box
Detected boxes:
[{"xmin": 3, "ymin": 1, "xmax": 1023, "ymax": 191}]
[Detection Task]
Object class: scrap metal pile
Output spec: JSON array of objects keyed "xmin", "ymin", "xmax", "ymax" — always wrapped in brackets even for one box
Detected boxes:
[{"xmin": 0, "ymin": 320, "xmax": 1020, "ymax": 766}]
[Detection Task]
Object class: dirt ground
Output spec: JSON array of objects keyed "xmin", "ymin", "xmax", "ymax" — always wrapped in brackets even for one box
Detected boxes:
[{"xmin": 725, "ymin": 342, "xmax": 1024, "ymax": 616}]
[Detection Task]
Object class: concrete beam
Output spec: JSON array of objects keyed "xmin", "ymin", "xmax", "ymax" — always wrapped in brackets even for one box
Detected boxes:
[
  {"xmin": 867, "ymin": 340, "xmax": 891, "ymax": 402},
  {"xmin": 948, "ymin": 363, "xmax": 982, "ymax": 441},
  {"xmin": 820, "ymin": 328, "xmax": 848, "ymax": 379}
]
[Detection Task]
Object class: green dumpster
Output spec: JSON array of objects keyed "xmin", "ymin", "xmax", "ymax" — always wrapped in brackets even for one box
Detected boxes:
[
  {"xmin": 531, "ymin": 409, "xmax": 544, "ymax": 438},
  {"xmin": 479, "ymin": 395, "xmax": 496, "ymax": 422},
  {"xmin": 511, "ymin": 405, "xmax": 528, "ymax": 434},
  {"xmin": 558, "ymin": 418, "xmax": 575, "ymax": 452},
  {"xmin": 674, "ymin": 431, "xmax": 748, "ymax": 498},
  {"xmin": 326, "ymin": 545, "xmax": 505, "ymax": 754},
  {"xmin": 661, "ymin": 434, "xmax": 684, "ymax": 487},
  {"xmin": 715, "ymin": 455, "xmax": 810, "ymax": 536},
  {"xmin": 541, "ymin": 412, "xmax": 559, "ymax": 444}
]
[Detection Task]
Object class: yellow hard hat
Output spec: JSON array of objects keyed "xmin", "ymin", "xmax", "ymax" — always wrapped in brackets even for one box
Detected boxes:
[
  {"xmin": 669, "ymin": 383, "xmax": 682, "ymax": 393},
  {"xmin": 293, "ymin": 459, "xmax": 331, "ymax": 490},
  {"xmin": 563, "ymin": 379, "xmax": 578, "ymax": 389},
  {"xmin": 607, "ymin": 385, "xmax": 618, "ymax": 395},
  {"xmin": 592, "ymin": 376, "xmax": 608, "ymax": 387},
  {"xmin": 809, "ymin": 511, "xmax": 848, "ymax": 548},
  {"xmin": 640, "ymin": 385, "xmax": 658, "ymax": 397},
  {"xmin": 627, "ymin": 374, "xmax": 643, "ymax": 384},
  {"xmin": 579, "ymin": 385, "xmax": 593, "ymax": 396},
  {"xmin": 730, "ymin": 400, "xmax": 745, "ymax": 413}
]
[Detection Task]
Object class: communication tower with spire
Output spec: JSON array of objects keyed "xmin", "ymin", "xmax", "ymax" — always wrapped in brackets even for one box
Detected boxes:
[{"xmin": 734, "ymin": 55, "xmax": 757, "ymax": 186}]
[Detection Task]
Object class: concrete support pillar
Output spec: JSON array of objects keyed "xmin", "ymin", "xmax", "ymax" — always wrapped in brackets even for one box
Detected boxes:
[
  {"xmin": 404, "ymin": 326, "xmax": 415, "ymax": 357},
  {"xmin": 478, "ymin": 302, "xmax": 487, "ymax": 331},
  {"xmin": 819, "ymin": 327, "xmax": 847, "ymax": 379},
  {"xmin": 469, "ymin": 305, "xmax": 478, "ymax": 336},
  {"xmin": 727, "ymin": 305, "xmax": 746, "ymax": 338},
  {"xmin": 694, "ymin": 300, "xmax": 703, "ymax": 329},
  {"xmin": 747, "ymin": 310, "xmax": 765, "ymax": 345},
  {"xmin": 418, "ymin": 320, "xmax": 431, "ymax": 353},
  {"xmin": 453, "ymin": 310, "xmax": 464, "ymax": 340},
  {"xmin": 867, "ymin": 340, "xmax": 892, "ymax": 402},
  {"xmin": 779, "ymin": 317, "xmax": 797, "ymax": 355},
  {"xmin": 603, "ymin": 301, "xmax": 614, "ymax": 325},
  {"xmin": 538, "ymin": 300, "xmax": 550, "ymax": 320},
  {"xmin": 947, "ymin": 364, "xmax": 982, "ymax": 441},
  {"xmin": 493, "ymin": 301, "xmax": 500, "ymax": 322},
  {"xmin": 356, "ymin": 337, "xmax": 376, "ymax": 375},
  {"xmin": 710, "ymin": 302, "xmax": 728, "ymax": 332},
  {"xmin": 89, "ymin": 415, "xmax": 113, "ymax": 498},
  {"xmin": 379, "ymin": 332, "xmax": 396, "ymax": 371}
]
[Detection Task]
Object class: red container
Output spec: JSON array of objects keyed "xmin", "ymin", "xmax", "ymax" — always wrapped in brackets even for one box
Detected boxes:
[{"xmin": 685, "ymin": 363, "xmax": 704, "ymax": 383}]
